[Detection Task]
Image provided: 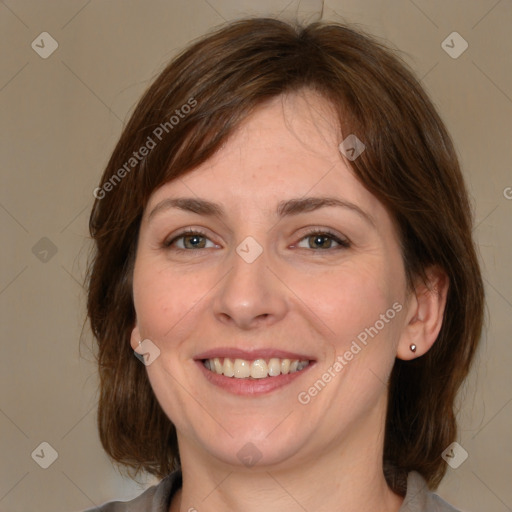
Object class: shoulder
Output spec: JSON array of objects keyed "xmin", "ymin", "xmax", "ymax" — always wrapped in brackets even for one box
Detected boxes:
[
  {"xmin": 400, "ymin": 471, "xmax": 463, "ymax": 512},
  {"xmin": 82, "ymin": 471, "xmax": 181, "ymax": 512}
]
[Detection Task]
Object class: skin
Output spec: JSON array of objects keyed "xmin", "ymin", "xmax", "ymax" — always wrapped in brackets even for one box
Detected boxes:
[{"xmin": 130, "ymin": 89, "xmax": 449, "ymax": 512}]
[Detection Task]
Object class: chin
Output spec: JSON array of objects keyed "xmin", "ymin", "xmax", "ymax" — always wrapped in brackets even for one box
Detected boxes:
[{"xmin": 186, "ymin": 419, "xmax": 316, "ymax": 471}]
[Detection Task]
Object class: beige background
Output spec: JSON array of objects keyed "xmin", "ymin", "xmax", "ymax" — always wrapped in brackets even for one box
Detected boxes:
[{"xmin": 1, "ymin": 1, "xmax": 511, "ymax": 511}]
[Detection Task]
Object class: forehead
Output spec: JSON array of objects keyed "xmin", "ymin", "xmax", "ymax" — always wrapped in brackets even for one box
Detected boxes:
[{"xmin": 145, "ymin": 90, "xmax": 387, "ymax": 225}]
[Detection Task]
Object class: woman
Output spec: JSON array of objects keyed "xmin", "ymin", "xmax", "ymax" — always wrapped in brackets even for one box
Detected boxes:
[{"xmin": 85, "ymin": 17, "xmax": 484, "ymax": 512}]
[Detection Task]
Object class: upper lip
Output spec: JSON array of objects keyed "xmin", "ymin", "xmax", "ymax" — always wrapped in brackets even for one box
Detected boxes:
[{"xmin": 195, "ymin": 347, "xmax": 315, "ymax": 361}]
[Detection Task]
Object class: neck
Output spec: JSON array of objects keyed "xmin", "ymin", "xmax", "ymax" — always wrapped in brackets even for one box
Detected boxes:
[{"xmin": 170, "ymin": 400, "xmax": 404, "ymax": 512}]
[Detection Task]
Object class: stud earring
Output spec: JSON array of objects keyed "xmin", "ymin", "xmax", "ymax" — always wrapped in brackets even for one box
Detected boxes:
[{"xmin": 410, "ymin": 344, "xmax": 417, "ymax": 353}]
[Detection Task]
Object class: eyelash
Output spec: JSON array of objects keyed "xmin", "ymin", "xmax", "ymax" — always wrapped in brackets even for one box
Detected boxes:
[
  {"xmin": 299, "ymin": 228, "xmax": 351, "ymax": 250},
  {"xmin": 162, "ymin": 228, "xmax": 351, "ymax": 252}
]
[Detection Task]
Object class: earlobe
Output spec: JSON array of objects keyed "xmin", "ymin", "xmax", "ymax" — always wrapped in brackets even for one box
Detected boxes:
[
  {"xmin": 130, "ymin": 323, "xmax": 141, "ymax": 351},
  {"xmin": 396, "ymin": 266, "xmax": 449, "ymax": 360}
]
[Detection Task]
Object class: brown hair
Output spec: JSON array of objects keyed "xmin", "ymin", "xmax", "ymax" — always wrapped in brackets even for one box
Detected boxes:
[{"xmin": 86, "ymin": 17, "xmax": 484, "ymax": 491}]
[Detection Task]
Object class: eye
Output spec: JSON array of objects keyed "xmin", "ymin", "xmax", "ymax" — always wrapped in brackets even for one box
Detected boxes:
[
  {"xmin": 295, "ymin": 229, "xmax": 350, "ymax": 250},
  {"xmin": 162, "ymin": 228, "xmax": 350, "ymax": 252},
  {"xmin": 163, "ymin": 229, "xmax": 218, "ymax": 251}
]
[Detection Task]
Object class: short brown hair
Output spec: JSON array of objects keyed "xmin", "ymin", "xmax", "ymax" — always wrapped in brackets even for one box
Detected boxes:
[{"xmin": 86, "ymin": 17, "xmax": 484, "ymax": 492}]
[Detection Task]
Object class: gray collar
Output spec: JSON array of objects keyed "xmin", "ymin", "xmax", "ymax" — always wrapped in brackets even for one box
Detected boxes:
[
  {"xmin": 86, "ymin": 469, "xmax": 461, "ymax": 511},
  {"xmin": 399, "ymin": 471, "xmax": 461, "ymax": 512}
]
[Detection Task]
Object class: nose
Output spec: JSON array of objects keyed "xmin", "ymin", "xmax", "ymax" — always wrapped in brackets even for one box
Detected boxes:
[{"xmin": 212, "ymin": 240, "xmax": 288, "ymax": 330}]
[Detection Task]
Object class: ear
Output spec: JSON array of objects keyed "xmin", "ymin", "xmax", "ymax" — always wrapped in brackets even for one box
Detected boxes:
[
  {"xmin": 130, "ymin": 322, "xmax": 142, "ymax": 351},
  {"xmin": 396, "ymin": 265, "xmax": 449, "ymax": 360}
]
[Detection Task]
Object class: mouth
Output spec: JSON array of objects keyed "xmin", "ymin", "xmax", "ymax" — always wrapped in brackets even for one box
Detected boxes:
[
  {"xmin": 202, "ymin": 357, "xmax": 311, "ymax": 379},
  {"xmin": 194, "ymin": 349, "xmax": 316, "ymax": 395}
]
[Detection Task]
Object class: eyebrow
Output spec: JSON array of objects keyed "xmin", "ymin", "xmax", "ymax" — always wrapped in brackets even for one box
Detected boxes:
[{"xmin": 148, "ymin": 196, "xmax": 375, "ymax": 227}]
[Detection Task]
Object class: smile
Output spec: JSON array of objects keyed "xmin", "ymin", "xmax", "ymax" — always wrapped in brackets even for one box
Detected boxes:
[{"xmin": 203, "ymin": 357, "xmax": 311, "ymax": 379}]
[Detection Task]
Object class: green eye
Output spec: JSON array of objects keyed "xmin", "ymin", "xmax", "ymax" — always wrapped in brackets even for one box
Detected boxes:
[
  {"xmin": 296, "ymin": 230, "xmax": 350, "ymax": 250},
  {"xmin": 164, "ymin": 229, "xmax": 216, "ymax": 250},
  {"xmin": 163, "ymin": 228, "xmax": 350, "ymax": 252}
]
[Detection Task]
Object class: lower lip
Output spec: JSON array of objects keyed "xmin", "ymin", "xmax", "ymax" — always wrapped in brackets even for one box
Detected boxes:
[{"xmin": 195, "ymin": 360, "xmax": 315, "ymax": 396}]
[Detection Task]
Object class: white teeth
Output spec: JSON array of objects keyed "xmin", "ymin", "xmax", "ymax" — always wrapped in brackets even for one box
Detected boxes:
[
  {"xmin": 234, "ymin": 358, "xmax": 251, "ymax": 378},
  {"xmin": 223, "ymin": 357, "xmax": 235, "ymax": 377},
  {"xmin": 213, "ymin": 357, "xmax": 223, "ymax": 374},
  {"xmin": 250, "ymin": 359, "xmax": 268, "ymax": 379},
  {"xmin": 203, "ymin": 357, "xmax": 311, "ymax": 378},
  {"xmin": 268, "ymin": 358, "xmax": 281, "ymax": 377}
]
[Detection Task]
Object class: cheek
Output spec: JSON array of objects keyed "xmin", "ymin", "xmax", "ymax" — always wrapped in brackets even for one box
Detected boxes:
[
  {"xmin": 301, "ymin": 259, "xmax": 404, "ymax": 369},
  {"xmin": 306, "ymin": 261, "xmax": 393, "ymax": 331},
  {"xmin": 132, "ymin": 259, "xmax": 205, "ymax": 341}
]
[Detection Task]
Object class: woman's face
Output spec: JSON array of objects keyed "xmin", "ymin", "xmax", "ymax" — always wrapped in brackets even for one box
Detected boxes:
[{"xmin": 131, "ymin": 90, "xmax": 411, "ymax": 469}]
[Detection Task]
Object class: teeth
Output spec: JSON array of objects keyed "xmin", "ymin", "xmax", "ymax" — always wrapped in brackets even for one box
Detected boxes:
[
  {"xmin": 213, "ymin": 357, "xmax": 223, "ymax": 374},
  {"xmin": 234, "ymin": 358, "xmax": 251, "ymax": 378},
  {"xmin": 268, "ymin": 358, "xmax": 281, "ymax": 377},
  {"xmin": 203, "ymin": 357, "xmax": 310, "ymax": 378},
  {"xmin": 250, "ymin": 359, "xmax": 268, "ymax": 379},
  {"xmin": 223, "ymin": 357, "xmax": 235, "ymax": 377}
]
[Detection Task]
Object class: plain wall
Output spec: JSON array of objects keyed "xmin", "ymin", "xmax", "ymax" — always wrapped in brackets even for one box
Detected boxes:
[{"xmin": 1, "ymin": 1, "xmax": 511, "ymax": 511}]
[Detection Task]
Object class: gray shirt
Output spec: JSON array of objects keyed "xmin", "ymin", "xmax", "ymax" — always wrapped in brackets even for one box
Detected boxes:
[{"xmin": 85, "ymin": 470, "xmax": 461, "ymax": 511}]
